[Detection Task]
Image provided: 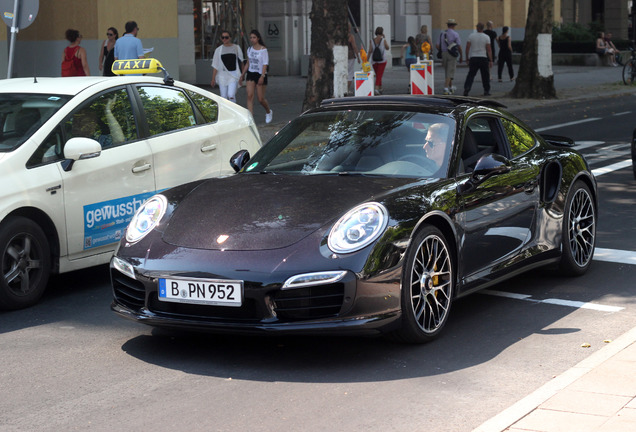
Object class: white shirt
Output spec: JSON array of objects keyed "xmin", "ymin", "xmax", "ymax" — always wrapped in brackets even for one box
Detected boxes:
[
  {"xmin": 467, "ymin": 32, "xmax": 491, "ymax": 59},
  {"xmin": 247, "ymin": 47, "xmax": 269, "ymax": 74}
]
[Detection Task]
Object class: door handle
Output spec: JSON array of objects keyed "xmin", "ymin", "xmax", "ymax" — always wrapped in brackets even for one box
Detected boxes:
[
  {"xmin": 201, "ymin": 144, "xmax": 217, "ymax": 153},
  {"xmin": 132, "ymin": 163, "xmax": 152, "ymax": 173}
]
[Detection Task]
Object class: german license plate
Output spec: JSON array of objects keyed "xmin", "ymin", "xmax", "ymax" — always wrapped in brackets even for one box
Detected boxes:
[{"xmin": 158, "ymin": 277, "xmax": 243, "ymax": 307}]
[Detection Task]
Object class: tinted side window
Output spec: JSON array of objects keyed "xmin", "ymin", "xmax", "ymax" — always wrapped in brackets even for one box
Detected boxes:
[
  {"xmin": 501, "ymin": 118, "xmax": 536, "ymax": 158},
  {"xmin": 137, "ymin": 86, "xmax": 197, "ymax": 135},
  {"xmin": 187, "ymin": 90, "xmax": 218, "ymax": 123},
  {"xmin": 27, "ymin": 89, "xmax": 135, "ymax": 167}
]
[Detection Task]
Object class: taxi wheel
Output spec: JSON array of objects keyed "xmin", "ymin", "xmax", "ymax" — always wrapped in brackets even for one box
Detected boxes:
[{"xmin": 0, "ymin": 217, "xmax": 51, "ymax": 310}]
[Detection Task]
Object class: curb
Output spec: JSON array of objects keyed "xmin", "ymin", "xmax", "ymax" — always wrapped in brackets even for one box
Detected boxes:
[{"xmin": 472, "ymin": 325, "xmax": 636, "ymax": 432}]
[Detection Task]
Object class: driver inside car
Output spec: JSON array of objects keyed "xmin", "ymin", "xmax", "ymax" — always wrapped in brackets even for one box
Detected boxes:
[{"xmin": 423, "ymin": 122, "xmax": 450, "ymax": 170}]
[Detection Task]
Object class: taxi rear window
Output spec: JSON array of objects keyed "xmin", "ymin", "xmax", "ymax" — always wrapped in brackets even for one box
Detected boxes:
[{"xmin": 0, "ymin": 94, "xmax": 70, "ymax": 152}]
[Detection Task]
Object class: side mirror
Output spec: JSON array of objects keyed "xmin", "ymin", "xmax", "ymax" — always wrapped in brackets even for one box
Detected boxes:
[
  {"xmin": 64, "ymin": 137, "xmax": 102, "ymax": 161},
  {"xmin": 61, "ymin": 137, "xmax": 102, "ymax": 172},
  {"xmin": 230, "ymin": 149, "xmax": 251, "ymax": 172},
  {"xmin": 472, "ymin": 153, "xmax": 511, "ymax": 179}
]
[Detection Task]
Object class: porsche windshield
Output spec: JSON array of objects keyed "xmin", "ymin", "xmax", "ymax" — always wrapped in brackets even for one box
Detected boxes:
[
  {"xmin": 244, "ymin": 109, "xmax": 455, "ymax": 178},
  {"xmin": 0, "ymin": 94, "xmax": 71, "ymax": 152}
]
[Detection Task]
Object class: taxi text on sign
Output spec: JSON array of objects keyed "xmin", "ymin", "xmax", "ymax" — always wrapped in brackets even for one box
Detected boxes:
[
  {"xmin": 410, "ymin": 60, "xmax": 434, "ymax": 95},
  {"xmin": 112, "ymin": 59, "xmax": 163, "ymax": 75}
]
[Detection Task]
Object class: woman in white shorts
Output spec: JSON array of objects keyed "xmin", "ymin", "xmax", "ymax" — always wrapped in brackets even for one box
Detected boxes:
[{"xmin": 211, "ymin": 30, "xmax": 244, "ymax": 103}]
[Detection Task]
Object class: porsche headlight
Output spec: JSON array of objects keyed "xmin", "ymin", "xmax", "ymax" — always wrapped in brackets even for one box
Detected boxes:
[
  {"xmin": 126, "ymin": 194, "xmax": 168, "ymax": 243},
  {"xmin": 328, "ymin": 202, "xmax": 389, "ymax": 254}
]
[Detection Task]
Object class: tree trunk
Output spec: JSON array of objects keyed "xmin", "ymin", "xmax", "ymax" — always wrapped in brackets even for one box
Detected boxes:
[
  {"xmin": 510, "ymin": 0, "xmax": 556, "ymax": 99},
  {"xmin": 302, "ymin": 0, "xmax": 348, "ymax": 111}
]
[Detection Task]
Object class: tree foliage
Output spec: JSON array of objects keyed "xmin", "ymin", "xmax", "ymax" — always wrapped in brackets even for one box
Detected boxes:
[
  {"xmin": 510, "ymin": 0, "xmax": 556, "ymax": 99},
  {"xmin": 302, "ymin": 0, "xmax": 348, "ymax": 111}
]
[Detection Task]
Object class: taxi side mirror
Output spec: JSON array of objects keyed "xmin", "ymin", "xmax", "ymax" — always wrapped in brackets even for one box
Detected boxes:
[{"xmin": 61, "ymin": 137, "xmax": 102, "ymax": 172}]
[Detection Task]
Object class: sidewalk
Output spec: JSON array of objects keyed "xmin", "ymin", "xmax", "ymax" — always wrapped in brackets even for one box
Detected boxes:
[
  {"xmin": 219, "ymin": 62, "xmax": 636, "ymax": 143},
  {"xmin": 207, "ymin": 64, "xmax": 636, "ymax": 432}
]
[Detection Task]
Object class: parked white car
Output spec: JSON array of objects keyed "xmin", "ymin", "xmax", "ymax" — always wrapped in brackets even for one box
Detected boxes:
[{"xmin": 1, "ymin": 64, "xmax": 261, "ymax": 309}]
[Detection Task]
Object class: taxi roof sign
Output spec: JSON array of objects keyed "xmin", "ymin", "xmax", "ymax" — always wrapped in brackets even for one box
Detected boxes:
[
  {"xmin": 112, "ymin": 58, "xmax": 163, "ymax": 75},
  {"xmin": 111, "ymin": 58, "xmax": 174, "ymax": 85}
]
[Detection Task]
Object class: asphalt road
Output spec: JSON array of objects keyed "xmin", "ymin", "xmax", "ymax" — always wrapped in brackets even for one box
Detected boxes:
[{"xmin": 1, "ymin": 94, "xmax": 635, "ymax": 432}]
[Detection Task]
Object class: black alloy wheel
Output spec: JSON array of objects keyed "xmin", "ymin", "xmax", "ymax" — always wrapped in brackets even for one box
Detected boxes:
[
  {"xmin": 0, "ymin": 217, "xmax": 51, "ymax": 310},
  {"xmin": 393, "ymin": 225, "xmax": 454, "ymax": 343},
  {"xmin": 559, "ymin": 181, "xmax": 596, "ymax": 276}
]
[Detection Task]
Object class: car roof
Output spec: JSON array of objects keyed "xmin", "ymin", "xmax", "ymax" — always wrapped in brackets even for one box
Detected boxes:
[
  {"xmin": 320, "ymin": 95, "xmax": 507, "ymax": 110},
  {"xmin": 0, "ymin": 76, "xmax": 173, "ymax": 96}
]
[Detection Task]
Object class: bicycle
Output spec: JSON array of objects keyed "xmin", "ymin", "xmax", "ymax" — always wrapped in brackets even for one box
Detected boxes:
[{"xmin": 622, "ymin": 46, "xmax": 636, "ymax": 85}]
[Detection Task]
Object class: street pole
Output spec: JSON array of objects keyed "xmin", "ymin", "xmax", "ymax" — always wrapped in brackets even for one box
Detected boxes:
[{"xmin": 7, "ymin": 0, "xmax": 19, "ymax": 78}]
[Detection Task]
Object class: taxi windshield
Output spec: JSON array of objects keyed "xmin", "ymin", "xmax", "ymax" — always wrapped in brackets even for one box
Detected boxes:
[{"xmin": 0, "ymin": 94, "xmax": 71, "ymax": 152}]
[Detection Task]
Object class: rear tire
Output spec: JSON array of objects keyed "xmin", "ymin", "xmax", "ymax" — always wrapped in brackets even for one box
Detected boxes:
[
  {"xmin": 0, "ymin": 217, "xmax": 51, "ymax": 310},
  {"xmin": 392, "ymin": 225, "xmax": 454, "ymax": 343},
  {"xmin": 558, "ymin": 181, "xmax": 596, "ymax": 276}
]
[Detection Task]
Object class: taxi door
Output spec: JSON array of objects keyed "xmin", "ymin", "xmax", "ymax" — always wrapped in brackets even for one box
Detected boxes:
[
  {"xmin": 59, "ymin": 88, "xmax": 156, "ymax": 260},
  {"xmin": 133, "ymin": 85, "xmax": 224, "ymax": 191}
]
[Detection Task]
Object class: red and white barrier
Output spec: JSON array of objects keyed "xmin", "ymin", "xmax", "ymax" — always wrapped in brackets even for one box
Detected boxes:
[
  {"xmin": 410, "ymin": 60, "xmax": 434, "ymax": 95},
  {"xmin": 355, "ymin": 71, "xmax": 375, "ymax": 96}
]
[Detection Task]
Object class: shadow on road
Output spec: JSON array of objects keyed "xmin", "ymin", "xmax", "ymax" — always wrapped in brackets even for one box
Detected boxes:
[{"xmin": 117, "ymin": 268, "xmax": 605, "ymax": 383}]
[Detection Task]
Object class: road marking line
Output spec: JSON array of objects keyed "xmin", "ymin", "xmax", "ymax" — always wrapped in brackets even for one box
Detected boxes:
[
  {"xmin": 481, "ymin": 290, "xmax": 624, "ymax": 312},
  {"xmin": 612, "ymin": 111, "xmax": 631, "ymax": 116},
  {"xmin": 535, "ymin": 118, "xmax": 601, "ymax": 132},
  {"xmin": 593, "ymin": 247, "xmax": 636, "ymax": 265},
  {"xmin": 592, "ymin": 159, "xmax": 632, "ymax": 176}
]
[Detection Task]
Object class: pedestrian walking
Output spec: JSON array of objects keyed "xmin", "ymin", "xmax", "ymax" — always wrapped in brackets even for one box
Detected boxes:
[
  {"xmin": 61, "ymin": 29, "xmax": 90, "ymax": 77},
  {"xmin": 99, "ymin": 27, "xmax": 118, "ymax": 76},
  {"xmin": 436, "ymin": 18, "xmax": 463, "ymax": 95},
  {"xmin": 497, "ymin": 26, "xmax": 514, "ymax": 81},
  {"xmin": 347, "ymin": 22, "xmax": 360, "ymax": 95},
  {"xmin": 370, "ymin": 26, "xmax": 390, "ymax": 95},
  {"xmin": 401, "ymin": 36, "xmax": 418, "ymax": 71},
  {"xmin": 484, "ymin": 21, "xmax": 497, "ymax": 80},
  {"xmin": 211, "ymin": 30, "xmax": 244, "ymax": 103},
  {"xmin": 414, "ymin": 25, "xmax": 431, "ymax": 60},
  {"xmin": 463, "ymin": 22, "xmax": 493, "ymax": 96},
  {"xmin": 114, "ymin": 21, "xmax": 144, "ymax": 60},
  {"xmin": 240, "ymin": 29, "xmax": 273, "ymax": 123}
]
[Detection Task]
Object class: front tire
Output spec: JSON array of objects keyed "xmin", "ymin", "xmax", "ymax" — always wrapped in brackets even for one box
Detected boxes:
[
  {"xmin": 393, "ymin": 226, "xmax": 454, "ymax": 343},
  {"xmin": 0, "ymin": 217, "xmax": 51, "ymax": 310},
  {"xmin": 559, "ymin": 181, "xmax": 596, "ymax": 276}
]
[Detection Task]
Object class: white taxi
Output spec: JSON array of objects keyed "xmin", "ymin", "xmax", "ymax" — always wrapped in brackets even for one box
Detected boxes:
[{"xmin": 1, "ymin": 59, "xmax": 261, "ymax": 309}]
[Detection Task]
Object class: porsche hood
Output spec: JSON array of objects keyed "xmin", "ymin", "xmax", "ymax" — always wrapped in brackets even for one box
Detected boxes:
[{"xmin": 161, "ymin": 174, "xmax": 417, "ymax": 251}]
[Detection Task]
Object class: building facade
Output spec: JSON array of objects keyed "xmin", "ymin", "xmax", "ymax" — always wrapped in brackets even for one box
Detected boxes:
[{"xmin": 0, "ymin": 0, "xmax": 629, "ymax": 83}]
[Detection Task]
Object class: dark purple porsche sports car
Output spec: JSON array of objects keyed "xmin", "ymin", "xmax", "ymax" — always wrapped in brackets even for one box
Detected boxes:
[{"xmin": 111, "ymin": 96, "xmax": 597, "ymax": 343}]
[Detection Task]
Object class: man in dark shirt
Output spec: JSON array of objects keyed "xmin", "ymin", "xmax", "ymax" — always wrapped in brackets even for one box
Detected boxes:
[{"xmin": 484, "ymin": 21, "xmax": 497, "ymax": 80}]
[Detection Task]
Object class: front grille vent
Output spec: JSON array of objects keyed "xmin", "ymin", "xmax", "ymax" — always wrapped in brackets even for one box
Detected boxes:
[
  {"xmin": 111, "ymin": 269, "xmax": 146, "ymax": 310},
  {"xmin": 273, "ymin": 283, "xmax": 345, "ymax": 320}
]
